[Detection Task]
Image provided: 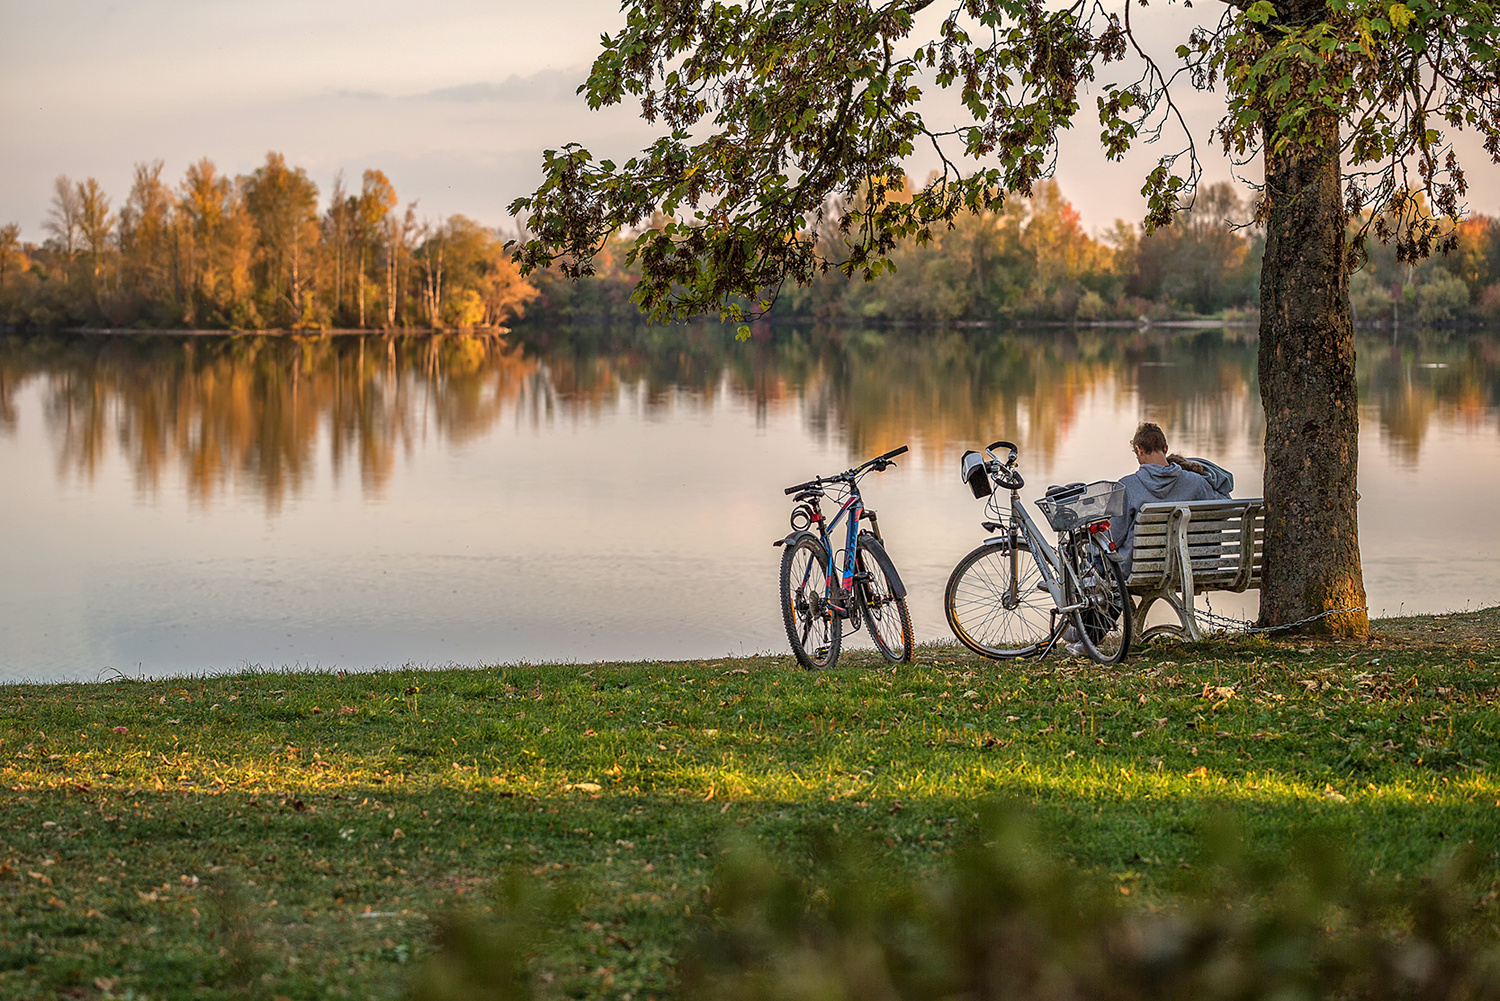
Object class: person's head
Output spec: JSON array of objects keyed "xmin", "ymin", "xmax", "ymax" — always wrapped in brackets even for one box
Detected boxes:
[{"xmin": 1130, "ymin": 422, "xmax": 1169, "ymax": 465}]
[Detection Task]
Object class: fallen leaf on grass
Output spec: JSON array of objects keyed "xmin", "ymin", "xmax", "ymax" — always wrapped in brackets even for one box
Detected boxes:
[
  {"xmin": 1324, "ymin": 784, "xmax": 1347, "ymax": 803},
  {"xmin": 565, "ymin": 782, "xmax": 602, "ymax": 793},
  {"xmin": 338, "ymin": 706, "xmax": 357, "ymax": 715},
  {"xmin": 724, "ymin": 668, "xmax": 749, "ymax": 675},
  {"xmin": 1186, "ymin": 766, "xmax": 1209, "ymax": 778},
  {"xmin": 113, "ymin": 726, "xmax": 128, "ymax": 734}
]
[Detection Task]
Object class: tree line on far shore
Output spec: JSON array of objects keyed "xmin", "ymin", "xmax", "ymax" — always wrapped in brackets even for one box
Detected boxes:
[
  {"xmin": 2, "ymin": 154, "xmax": 1498, "ymax": 332},
  {"xmin": 0, "ymin": 153, "xmax": 537, "ymax": 332},
  {"xmin": 529, "ymin": 178, "xmax": 1500, "ymax": 329}
]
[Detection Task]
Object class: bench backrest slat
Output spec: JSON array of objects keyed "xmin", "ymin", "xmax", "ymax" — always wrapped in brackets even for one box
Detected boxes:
[{"xmin": 1126, "ymin": 498, "xmax": 1264, "ymax": 595}]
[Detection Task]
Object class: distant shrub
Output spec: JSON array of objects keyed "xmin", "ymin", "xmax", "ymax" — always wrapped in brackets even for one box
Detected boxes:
[
  {"xmin": 1477, "ymin": 283, "xmax": 1500, "ymax": 322},
  {"xmin": 1416, "ymin": 272, "xmax": 1473, "ymax": 325}
]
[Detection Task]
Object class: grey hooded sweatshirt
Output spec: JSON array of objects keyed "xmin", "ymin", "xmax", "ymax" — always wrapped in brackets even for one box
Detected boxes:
[{"xmin": 1110, "ymin": 462, "xmax": 1230, "ymax": 572}]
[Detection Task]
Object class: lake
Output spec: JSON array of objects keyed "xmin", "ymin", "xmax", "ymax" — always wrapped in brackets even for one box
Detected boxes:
[{"xmin": 2, "ymin": 324, "xmax": 1497, "ymax": 683}]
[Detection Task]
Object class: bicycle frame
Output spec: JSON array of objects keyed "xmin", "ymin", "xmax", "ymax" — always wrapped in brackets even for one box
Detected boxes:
[
  {"xmin": 804, "ymin": 483, "xmax": 880, "ymax": 617},
  {"xmin": 986, "ymin": 483, "xmax": 1111, "ymax": 636}
]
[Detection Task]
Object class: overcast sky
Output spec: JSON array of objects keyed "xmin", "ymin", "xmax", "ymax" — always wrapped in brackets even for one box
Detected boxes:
[{"xmin": 3, "ymin": 0, "xmax": 1497, "ymax": 243}]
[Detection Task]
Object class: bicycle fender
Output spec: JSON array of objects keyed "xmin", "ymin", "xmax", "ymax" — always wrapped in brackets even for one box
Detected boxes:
[
  {"xmin": 859, "ymin": 534, "xmax": 907, "ymax": 599},
  {"xmin": 773, "ymin": 530, "xmax": 819, "ymax": 549}
]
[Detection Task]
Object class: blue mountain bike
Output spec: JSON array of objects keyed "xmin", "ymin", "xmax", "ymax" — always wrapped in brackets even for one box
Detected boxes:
[{"xmin": 775, "ymin": 446, "xmax": 913, "ymax": 669}]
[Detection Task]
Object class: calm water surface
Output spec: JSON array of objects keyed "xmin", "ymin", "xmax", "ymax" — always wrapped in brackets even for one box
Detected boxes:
[{"xmin": 2, "ymin": 325, "xmax": 1498, "ymax": 683}]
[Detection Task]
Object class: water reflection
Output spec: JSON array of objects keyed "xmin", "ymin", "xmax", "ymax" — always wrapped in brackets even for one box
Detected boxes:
[
  {"xmin": 1360, "ymin": 334, "xmax": 1500, "ymax": 468},
  {"xmin": 2, "ymin": 333, "xmax": 537, "ymax": 509},
  {"xmin": 3, "ymin": 327, "xmax": 1498, "ymax": 507}
]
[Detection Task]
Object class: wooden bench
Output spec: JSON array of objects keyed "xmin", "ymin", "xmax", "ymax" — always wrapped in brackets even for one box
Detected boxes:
[{"xmin": 1125, "ymin": 498, "xmax": 1264, "ymax": 642}]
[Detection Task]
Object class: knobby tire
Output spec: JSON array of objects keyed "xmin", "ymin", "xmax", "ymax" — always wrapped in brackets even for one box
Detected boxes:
[
  {"xmin": 780, "ymin": 536, "xmax": 840, "ymax": 670},
  {"xmin": 855, "ymin": 534, "xmax": 912, "ymax": 663}
]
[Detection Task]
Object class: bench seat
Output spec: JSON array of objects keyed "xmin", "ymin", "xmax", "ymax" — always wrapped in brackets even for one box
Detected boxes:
[{"xmin": 1124, "ymin": 498, "xmax": 1264, "ymax": 642}]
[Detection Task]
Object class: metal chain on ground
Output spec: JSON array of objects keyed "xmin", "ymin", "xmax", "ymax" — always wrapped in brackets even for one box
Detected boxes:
[{"xmin": 1196, "ymin": 603, "xmax": 1369, "ymax": 635}]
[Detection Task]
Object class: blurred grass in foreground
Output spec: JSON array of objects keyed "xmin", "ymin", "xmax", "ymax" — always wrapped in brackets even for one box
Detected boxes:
[{"xmin": 422, "ymin": 809, "xmax": 1500, "ymax": 1001}]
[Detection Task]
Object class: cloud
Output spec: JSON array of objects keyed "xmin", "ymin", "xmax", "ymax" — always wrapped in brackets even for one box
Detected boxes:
[
  {"xmin": 334, "ymin": 69, "xmax": 585, "ymax": 106},
  {"xmin": 420, "ymin": 70, "xmax": 582, "ymax": 103}
]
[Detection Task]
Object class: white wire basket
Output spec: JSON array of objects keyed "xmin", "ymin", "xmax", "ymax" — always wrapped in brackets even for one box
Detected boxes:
[{"xmin": 1035, "ymin": 480, "xmax": 1125, "ymax": 532}]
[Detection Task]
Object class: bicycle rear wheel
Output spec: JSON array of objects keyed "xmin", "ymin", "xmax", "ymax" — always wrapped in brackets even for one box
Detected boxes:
[
  {"xmin": 856, "ymin": 535, "xmax": 912, "ymax": 663},
  {"xmin": 780, "ymin": 536, "xmax": 841, "ymax": 669},
  {"xmin": 1071, "ymin": 545, "xmax": 1131, "ymax": 665},
  {"xmin": 944, "ymin": 539, "xmax": 1055, "ymax": 658}
]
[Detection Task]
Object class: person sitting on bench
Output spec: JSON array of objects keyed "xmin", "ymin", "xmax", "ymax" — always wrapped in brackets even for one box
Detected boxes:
[{"xmin": 1111, "ymin": 422, "xmax": 1232, "ymax": 574}]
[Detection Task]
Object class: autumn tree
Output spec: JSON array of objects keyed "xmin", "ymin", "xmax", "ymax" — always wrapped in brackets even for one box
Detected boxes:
[
  {"xmin": 244, "ymin": 152, "xmax": 321, "ymax": 327},
  {"xmin": 177, "ymin": 159, "xmax": 259, "ymax": 326},
  {"xmin": 0, "ymin": 224, "xmax": 25, "ymax": 293},
  {"xmin": 512, "ymin": 0, "xmax": 1500, "ymax": 636},
  {"xmin": 76, "ymin": 178, "xmax": 116, "ymax": 312},
  {"xmin": 43, "ymin": 175, "xmax": 82, "ymax": 262},
  {"xmin": 355, "ymin": 170, "xmax": 398, "ymax": 328},
  {"xmin": 417, "ymin": 215, "xmax": 537, "ymax": 327},
  {"xmin": 323, "ymin": 172, "xmax": 358, "ymax": 326},
  {"xmin": 1130, "ymin": 181, "xmax": 1258, "ymax": 313},
  {"xmin": 1022, "ymin": 179, "xmax": 1114, "ymax": 317},
  {"xmin": 118, "ymin": 160, "xmax": 179, "ymax": 319}
]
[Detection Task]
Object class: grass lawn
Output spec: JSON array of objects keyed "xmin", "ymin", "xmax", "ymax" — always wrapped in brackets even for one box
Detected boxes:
[{"xmin": 2, "ymin": 610, "xmax": 1498, "ymax": 1000}]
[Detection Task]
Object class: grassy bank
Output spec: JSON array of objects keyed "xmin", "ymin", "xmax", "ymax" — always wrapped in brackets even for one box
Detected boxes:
[{"xmin": 2, "ymin": 612, "xmax": 1498, "ymax": 1000}]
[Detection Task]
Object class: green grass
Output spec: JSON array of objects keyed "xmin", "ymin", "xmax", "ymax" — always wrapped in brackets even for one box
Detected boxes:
[{"xmin": 1, "ymin": 627, "xmax": 1498, "ymax": 1000}]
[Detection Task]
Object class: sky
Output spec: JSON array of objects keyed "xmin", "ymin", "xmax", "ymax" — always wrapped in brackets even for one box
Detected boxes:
[{"xmin": 3, "ymin": 0, "xmax": 1498, "ymax": 244}]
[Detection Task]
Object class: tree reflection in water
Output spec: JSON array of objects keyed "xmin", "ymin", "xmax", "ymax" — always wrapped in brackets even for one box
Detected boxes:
[
  {"xmin": 0, "ymin": 326, "xmax": 1496, "ymax": 511},
  {"xmin": 2, "ymin": 333, "xmax": 537, "ymax": 510}
]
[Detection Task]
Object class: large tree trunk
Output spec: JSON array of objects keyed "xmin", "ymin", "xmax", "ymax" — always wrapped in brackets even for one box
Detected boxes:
[{"xmin": 1257, "ymin": 111, "xmax": 1369, "ymax": 638}]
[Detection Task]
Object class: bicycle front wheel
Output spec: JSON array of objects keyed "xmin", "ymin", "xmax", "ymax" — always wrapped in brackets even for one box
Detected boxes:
[
  {"xmin": 944, "ymin": 539, "xmax": 1055, "ymax": 658},
  {"xmin": 780, "ymin": 536, "xmax": 841, "ymax": 670},
  {"xmin": 856, "ymin": 535, "xmax": 912, "ymax": 663},
  {"xmin": 1071, "ymin": 546, "xmax": 1132, "ymax": 665}
]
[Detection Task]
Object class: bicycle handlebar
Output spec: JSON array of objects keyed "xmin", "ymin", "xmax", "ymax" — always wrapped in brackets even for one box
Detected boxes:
[
  {"xmin": 783, "ymin": 445, "xmax": 909, "ymax": 495},
  {"xmin": 986, "ymin": 440, "xmax": 1019, "ymax": 465},
  {"xmin": 979, "ymin": 439, "xmax": 1024, "ymax": 490}
]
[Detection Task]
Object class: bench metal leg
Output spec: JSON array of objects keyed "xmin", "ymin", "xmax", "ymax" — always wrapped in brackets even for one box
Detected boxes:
[{"xmin": 1131, "ymin": 590, "xmax": 1203, "ymax": 644}]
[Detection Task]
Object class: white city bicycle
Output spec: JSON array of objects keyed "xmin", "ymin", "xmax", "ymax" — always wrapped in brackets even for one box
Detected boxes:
[{"xmin": 944, "ymin": 440, "xmax": 1132, "ymax": 665}]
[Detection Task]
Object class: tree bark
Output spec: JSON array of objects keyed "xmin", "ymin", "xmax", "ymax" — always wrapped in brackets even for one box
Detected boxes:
[{"xmin": 1257, "ymin": 111, "xmax": 1369, "ymax": 638}]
